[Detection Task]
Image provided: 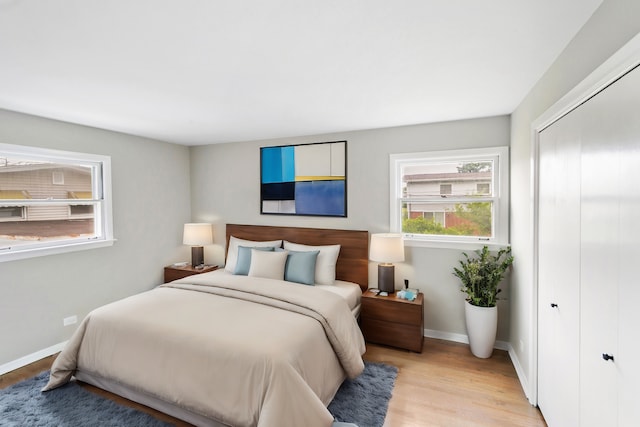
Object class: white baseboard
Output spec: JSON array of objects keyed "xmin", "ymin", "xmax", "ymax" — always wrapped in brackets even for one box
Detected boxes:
[
  {"xmin": 0, "ymin": 341, "xmax": 67, "ymax": 375},
  {"xmin": 507, "ymin": 343, "xmax": 534, "ymax": 405},
  {"xmin": 423, "ymin": 328, "xmax": 509, "ymax": 351}
]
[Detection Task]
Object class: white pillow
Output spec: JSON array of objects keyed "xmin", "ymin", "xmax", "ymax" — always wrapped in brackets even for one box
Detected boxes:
[
  {"xmin": 248, "ymin": 249, "xmax": 288, "ymax": 280},
  {"xmin": 283, "ymin": 241, "xmax": 340, "ymax": 285},
  {"xmin": 225, "ymin": 236, "xmax": 282, "ymax": 273}
]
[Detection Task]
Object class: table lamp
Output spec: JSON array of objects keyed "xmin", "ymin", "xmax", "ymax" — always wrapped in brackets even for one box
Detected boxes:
[
  {"xmin": 370, "ymin": 233, "xmax": 405, "ymax": 293},
  {"xmin": 183, "ymin": 223, "xmax": 213, "ymax": 267}
]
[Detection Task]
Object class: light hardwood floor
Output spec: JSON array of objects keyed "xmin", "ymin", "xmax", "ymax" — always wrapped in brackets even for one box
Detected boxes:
[
  {"xmin": 366, "ymin": 339, "xmax": 546, "ymax": 427},
  {"xmin": 0, "ymin": 338, "xmax": 546, "ymax": 426}
]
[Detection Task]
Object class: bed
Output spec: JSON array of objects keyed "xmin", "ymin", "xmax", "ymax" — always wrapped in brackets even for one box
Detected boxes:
[{"xmin": 43, "ymin": 224, "xmax": 369, "ymax": 427}]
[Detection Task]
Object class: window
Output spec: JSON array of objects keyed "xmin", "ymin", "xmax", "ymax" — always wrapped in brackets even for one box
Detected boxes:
[
  {"xmin": 390, "ymin": 146, "xmax": 509, "ymax": 247},
  {"xmin": 477, "ymin": 183, "xmax": 490, "ymax": 194},
  {"xmin": 0, "ymin": 143, "xmax": 114, "ymax": 261},
  {"xmin": 420, "ymin": 211, "xmax": 445, "ymax": 227}
]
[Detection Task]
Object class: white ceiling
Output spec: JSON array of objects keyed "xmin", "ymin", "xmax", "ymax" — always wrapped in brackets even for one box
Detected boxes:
[{"xmin": 0, "ymin": 0, "xmax": 602, "ymax": 146}]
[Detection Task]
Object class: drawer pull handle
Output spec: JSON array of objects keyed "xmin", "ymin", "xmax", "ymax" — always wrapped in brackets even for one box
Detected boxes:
[
  {"xmin": 550, "ymin": 303, "xmax": 558, "ymax": 308},
  {"xmin": 602, "ymin": 353, "xmax": 614, "ymax": 362}
]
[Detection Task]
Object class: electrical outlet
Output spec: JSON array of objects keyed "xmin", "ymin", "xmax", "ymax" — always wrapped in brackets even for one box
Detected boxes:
[
  {"xmin": 519, "ymin": 339, "xmax": 525, "ymax": 353},
  {"xmin": 63, "ymin": 315, "xmax": 78, "ymax": 326}
]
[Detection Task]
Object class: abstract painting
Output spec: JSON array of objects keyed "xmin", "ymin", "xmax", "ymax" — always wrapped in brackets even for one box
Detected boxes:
[{"xmin": 261, "ymin": 141, "xmax": 347, "ymax": 217}]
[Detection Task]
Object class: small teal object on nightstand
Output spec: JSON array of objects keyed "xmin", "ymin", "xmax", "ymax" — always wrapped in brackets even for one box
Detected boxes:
[{"xmin": 396, "ymin": 289, "xmax": 416, "ymax": 301}]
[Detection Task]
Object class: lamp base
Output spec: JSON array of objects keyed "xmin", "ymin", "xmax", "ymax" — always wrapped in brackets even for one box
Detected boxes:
[
  {"xmin": 191, "ymin": 246, "xmax": 204, "ymax": 267},
  {"xmin": 378, "ymin": 264, "xmax": 395, "ymax": 293}
]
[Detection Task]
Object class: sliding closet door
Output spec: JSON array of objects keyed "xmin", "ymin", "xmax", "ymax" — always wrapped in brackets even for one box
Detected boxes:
[
  {"xmin": 537, "ymin": 108, "xmax": 581, "ymax": 427},
  {"xmin": 618, "ymin": 143, "xmax": 640, "ymax": 426},
  {"xmin": 538, "ymin": 64, "xmax": 640, "ymax": 427},
  {"xmin": 579, "ymin": 65, "xmax": 640, "ymax": 427},
  {"xmin": 578, "ymin": 81, "xmax": 621, "ymax": 427},
  {"xmin": 605, "ymin": 67, "xmax": 640, "ymax": 426}
]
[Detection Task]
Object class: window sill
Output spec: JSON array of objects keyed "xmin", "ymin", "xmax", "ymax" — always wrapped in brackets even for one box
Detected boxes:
[
  {"xmin": 0, "ymin": 238, "xmax": 116, "ymax": 263},
  {"xmin": 404, "ymin": 238, "xmax": 510, "ymax": 251}
]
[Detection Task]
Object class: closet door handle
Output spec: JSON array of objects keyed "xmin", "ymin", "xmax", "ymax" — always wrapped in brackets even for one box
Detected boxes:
[
  {"xmin": 602, "ymin": 353, "xmax": 614, "ymax": 362},
  {"xmin": 550, "ymin": 303, "xmax": 558, "ymax": 308}
]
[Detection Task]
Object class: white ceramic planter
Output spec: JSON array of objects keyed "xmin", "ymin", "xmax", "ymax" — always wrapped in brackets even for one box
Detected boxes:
[{"xmin": 464, "ymin": 300, "xmax": 498, "ymax": 358}]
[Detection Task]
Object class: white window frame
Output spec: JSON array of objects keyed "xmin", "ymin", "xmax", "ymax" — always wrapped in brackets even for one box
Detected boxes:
[
  {"xmin": 0, "ymin": 143, "xmax": 114, "ymax": 262},
  {"xmin": 390, "ymin": 146, "xmax": 509, "ymax": 249}
]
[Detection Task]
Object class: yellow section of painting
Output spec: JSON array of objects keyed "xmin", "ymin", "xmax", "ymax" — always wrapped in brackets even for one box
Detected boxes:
[{"xmin": 295, "ymin": 176, "xmax": 345, "ymax": 181}]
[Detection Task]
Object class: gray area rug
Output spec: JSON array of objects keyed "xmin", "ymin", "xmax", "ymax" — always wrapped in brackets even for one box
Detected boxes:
[
  {"xmin": 0, "ymin": 371, "xmax": 172, "ymax": 427},
  {"xmin": 0, "ymin": 362, "xmax": 397, "ymax": 426},
  {"xmin": 329, "ymin": 362, "xmax": 398, "ymax": 427}
]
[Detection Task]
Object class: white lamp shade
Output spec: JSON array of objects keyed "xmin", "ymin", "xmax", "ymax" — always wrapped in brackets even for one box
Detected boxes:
[
  {"xmin": 183, "ymin": 223, "xmax": 213, "ymax": 246},
  {"xmin": 369, "ymin": 233, "xmax": 405, "ymax": 263}
]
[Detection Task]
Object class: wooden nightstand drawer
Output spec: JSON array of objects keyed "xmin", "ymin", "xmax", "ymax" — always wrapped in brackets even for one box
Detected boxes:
[
  {"xmin": 361, "ymin": 317, "xmax": 423, "ymax": 352},
  {"xmin": 361, "ymin": 295, "xmax": 423, "ymax": 325},
  {"xmin": 360, "ymin": 291, "xmax": 424, "ymax": 352}
]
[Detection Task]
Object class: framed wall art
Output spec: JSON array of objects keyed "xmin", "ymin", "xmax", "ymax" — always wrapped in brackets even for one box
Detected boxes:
[{"xmin": 260, "ymin": 140, "xmax": 347, "ymax": 217}]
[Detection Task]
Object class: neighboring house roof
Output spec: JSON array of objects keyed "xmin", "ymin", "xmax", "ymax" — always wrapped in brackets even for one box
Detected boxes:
[
  {"xmin": 404, "ymin": 172, "xmax": 491, "ymax": 183},
  {"xmin": 68, "ymin": 191, "xmax": 92, "ymax": 199},
  {"xmin": 0, "ymin": 190, "xmax": 30, "ymax": 199},
  {"xmin": 0, "ymin": 161, "xmax": 91, "ymax": 175}
]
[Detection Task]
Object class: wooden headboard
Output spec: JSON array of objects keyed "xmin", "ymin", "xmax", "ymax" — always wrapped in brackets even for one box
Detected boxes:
[{"xmin": 225, "ymin": 224, "xmax": 369, "ymax": 292}]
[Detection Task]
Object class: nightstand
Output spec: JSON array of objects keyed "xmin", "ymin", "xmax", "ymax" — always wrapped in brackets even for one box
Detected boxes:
[
  {"xmin": 360, "ymin": 290, "xmax": 424, "ymax": 352},
  {"xmin": 164, "ymin": 264, "xmax": 218, "ymax": 283}
]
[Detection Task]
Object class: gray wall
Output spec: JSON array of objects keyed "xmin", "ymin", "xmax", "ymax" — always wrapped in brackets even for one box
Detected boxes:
[
  {"xmin": 509, "ymin": 0, "xmax": 640, "ymax": 399},
  {"xmin": 0, "ymin": 109, "xmax": 192, "ymax": 366},
  {"xmin": 190, "ymin": 116, "xmax": 511, "ymax": 342},
  {"xmin": 9, "ymin": 0, "xmax": 634, "ymax": 381}
]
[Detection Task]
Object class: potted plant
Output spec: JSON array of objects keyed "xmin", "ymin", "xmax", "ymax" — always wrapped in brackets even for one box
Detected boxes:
[{"xmin": 453, "ymin": 246, "xmax": 513, "ymax": 358}]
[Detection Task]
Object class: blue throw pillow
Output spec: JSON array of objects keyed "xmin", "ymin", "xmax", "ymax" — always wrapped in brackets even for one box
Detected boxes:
[
  {"xmin": 285, "ymin": 250, "xmax": 320, "ymax": 285},
  {"xmin": 234, "ymin": 246, "xmax": 274, "ymax": 275}
]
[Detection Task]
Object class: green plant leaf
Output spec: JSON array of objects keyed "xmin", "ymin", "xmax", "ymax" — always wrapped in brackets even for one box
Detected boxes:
[{"xmin": 452, "ymin": 245, "xmax": 513, "ymax": 307}]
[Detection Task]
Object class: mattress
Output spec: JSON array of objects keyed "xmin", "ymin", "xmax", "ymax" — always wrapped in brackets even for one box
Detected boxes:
[{"xmin": 316, "ymin": 280, "xmax": 362, "ymax": 318}]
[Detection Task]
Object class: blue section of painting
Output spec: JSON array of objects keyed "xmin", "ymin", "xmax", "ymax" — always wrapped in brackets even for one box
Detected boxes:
[
  {"xmin": 295, "ymin": 180, "xmax": 345, "ymax": 216},
  {"xmin": 261, "ymin": 182, "xmax": 295, "ymax": 200},
  {"xmin": 261, "ymin": 146, "xmax": 295, "ymax": 184}
]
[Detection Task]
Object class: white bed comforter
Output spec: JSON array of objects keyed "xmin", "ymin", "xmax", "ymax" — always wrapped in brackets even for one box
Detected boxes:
[{"xmin": 43, "ymin": 271, "xmax": 366, "ymax": 427}]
